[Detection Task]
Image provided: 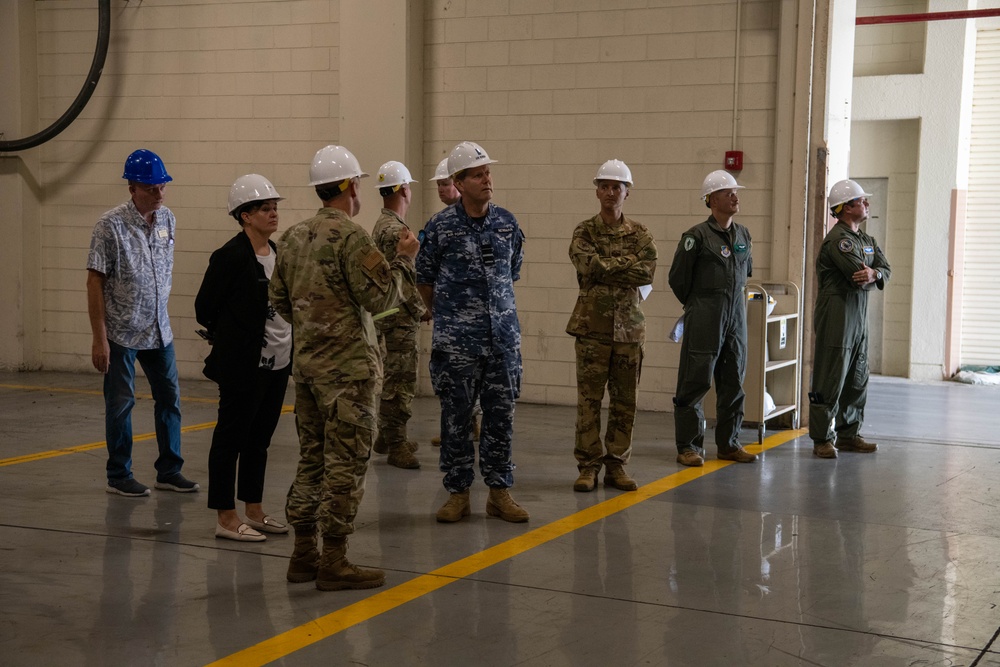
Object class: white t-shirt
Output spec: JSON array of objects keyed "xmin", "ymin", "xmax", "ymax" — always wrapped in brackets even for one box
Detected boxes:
[{"xmin": 256, "ymin": 251, "xmax": 292, "ymax": 371}]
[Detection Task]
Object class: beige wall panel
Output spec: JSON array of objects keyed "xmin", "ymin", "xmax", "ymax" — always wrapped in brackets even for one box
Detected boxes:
[
  {"xmin": 14, "ymin": 0, "xmax": 791, "ymax": 412},
  {"xmin": 855, "ymin": 0, "xmax": 927, "ymax": 76},
  {"xmin": 422, "ymin": 0, "xmax": 782, "ymax": 410},
  {"xmin": 26, "ymin": 0, "xmax": 341, "ymax": 376}
]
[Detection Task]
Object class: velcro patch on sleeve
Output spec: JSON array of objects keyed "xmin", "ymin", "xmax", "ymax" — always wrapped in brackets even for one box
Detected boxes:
[
  {"xmin": 360, "ymin": 247, "xmax": 391, "ymax": 291},
  {"xmin": 362, "ymin": 248, "xmax": 385, "ymax": 273}
]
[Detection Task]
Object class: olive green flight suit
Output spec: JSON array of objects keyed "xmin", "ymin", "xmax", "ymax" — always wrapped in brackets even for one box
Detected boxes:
[
  {"xmin": 668, "ymin": 216, "xmax": 752, "ymax": 455},
  {"xmin": 809, "ymin": 221, "xmax": 891, "ymax": 444}
]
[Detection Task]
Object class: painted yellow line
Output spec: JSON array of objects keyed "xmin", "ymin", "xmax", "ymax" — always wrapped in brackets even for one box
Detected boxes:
[
  {"xmin": 208, "ymin": 428, "xmax": 807, "ymax": 667},
  {"xmin": 0, "ymin": 406, "xmax": 294, "ymax": 468},
  {"xmin": 0, "ymin": 383, "xmax": 219, "ymax": 404},
  {"xmin": 0, "ymin": 422, "xmax": 216, "ymax": 467}
]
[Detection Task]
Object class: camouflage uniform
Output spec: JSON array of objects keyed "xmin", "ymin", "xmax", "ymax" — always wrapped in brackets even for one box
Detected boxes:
[
  {"xmin": 416, "ymin": 200, "xmax": 524, "ymax": 493},
  {"xmin": 270, "ymin": 207, "xmax": 416, "ymax": 537},
  {"xmin": 371, "ymin": 208, "xmax": 427, "ymax": 446},
  {"xmin": 809, "ymin": 222, "xmax": 891, "ymax": 444},
  {"xmin": 668, "ymin": 216, "xmax": 752, "ymax": 455},
  {"xmin": 566, "ymin": 214, "xmax": 657, "ymax": 473}
]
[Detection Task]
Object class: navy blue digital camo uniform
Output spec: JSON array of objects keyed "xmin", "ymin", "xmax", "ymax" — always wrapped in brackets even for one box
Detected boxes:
[{"xmin": 416, "ymin": 200, "xmax": 525, "ymax": 493}]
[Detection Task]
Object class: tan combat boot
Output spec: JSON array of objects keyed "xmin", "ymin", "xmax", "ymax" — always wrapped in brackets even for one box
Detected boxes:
[
  {"xmin": 386, "ymin": 442, "xmax": 420, "ymax": 469},
  {"xmin": 486, "ymin": 488, "xmax": 529, "ymax": 523},
  {"xmin": 837, "ymin": 436, "xmax": 878, "ymax": 453},
  {"xmin": 286, "ymin": 527, "xmax": 319, "ymax": 583},
  {"xmin": 315, "ymin": 536, "xmax": 386, "ymax": 591},
  {"xmin": 676, "ymin": 450, "xmax": 705, "ymax": 467},
  {"xmin": 813, "ymin": 441, "xmax": 838, "ymax": 458},
  {"xmin": 573, "ymin": 468, "xmax": 597, "ymax": 492},
  {"xmin": 604, "ymin": 464, "xmax": 638, "ymax": 491},
  {"xmin": 436, "ymin": 489, "xmax": 471, "ymax": 523},
  {"xmin": 718, "ymin": 447, "xmax": 759, "ymax": 463}
]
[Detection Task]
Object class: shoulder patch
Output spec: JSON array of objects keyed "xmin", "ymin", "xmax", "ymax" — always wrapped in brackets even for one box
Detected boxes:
[
  {"xmin": 838, "ymin": 238, "xmax": 853, "ymax": 253},
  {"xmin": 362, "ymin": 248, "xmax": 384, "ymax": 273},
  {"xmin": 359, "ymin": 247, "xmax": 391, "ymax": 291},
  {"xmin": 683, "ymin": 236, "xmax": 696, "ymax": 251}
]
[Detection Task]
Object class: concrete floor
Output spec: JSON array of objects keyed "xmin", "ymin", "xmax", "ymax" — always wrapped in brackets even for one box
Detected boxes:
[{"xmin": 1, "ymin": 370, "xmax": 999, "ymax": 666}]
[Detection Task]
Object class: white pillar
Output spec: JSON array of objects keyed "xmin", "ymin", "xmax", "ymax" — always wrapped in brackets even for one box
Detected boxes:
[
  {"xmin": 826, "ymin": 0, "xmax": 859, "ymax": 184},
  {"xmin": 0, "ymin": 0, "xmax": 42, "ymax": 370},
  {"xmin": 339, "ymin": 0, "xmax": 424, "ymax": 229}
]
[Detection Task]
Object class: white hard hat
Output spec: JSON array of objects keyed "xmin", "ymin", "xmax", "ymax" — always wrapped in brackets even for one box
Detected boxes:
[
  {"xmin": 594, "ymin": 159, "xmax": 633, "ymax": 187},
  {"xmin": 828, "ymin": 179, "xmax": 872, "ymax": 208},
  {"xmin": 701, "ymin": 170, "xmax": 744, "ymax": 198},
  {"xmin": 447, "ymin": 141, "xmax": 497, "ymax": 177},
  {"xmin": 431, "ymin": 158, "xmax": 451, "ymax": 182},
  {"xmin": 376, "ymin": 161, "xmax": 418, "ymax": 190},
  {"xmin": 309, "ymin": 145, "xmax": 368, "ymax": 187},
  {"xmin": 228, "ymin": 174, "xmax": 283, "ymax": 214}
]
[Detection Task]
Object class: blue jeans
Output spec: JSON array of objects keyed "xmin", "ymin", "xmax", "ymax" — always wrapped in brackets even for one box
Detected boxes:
[{"xmin": 104, "ymin": 341, "xmax": 184, "ymax": 482}]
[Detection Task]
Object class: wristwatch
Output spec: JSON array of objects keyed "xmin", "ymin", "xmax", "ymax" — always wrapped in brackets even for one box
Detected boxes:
[{"xmin": 875, "ymin": 270, "xmax": 883, "ymax": 281}]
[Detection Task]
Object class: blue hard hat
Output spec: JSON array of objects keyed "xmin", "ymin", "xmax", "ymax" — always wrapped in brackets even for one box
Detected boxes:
[{"xmin": 122, "ymin": 149, "xmax": 172, "ymax": 185}]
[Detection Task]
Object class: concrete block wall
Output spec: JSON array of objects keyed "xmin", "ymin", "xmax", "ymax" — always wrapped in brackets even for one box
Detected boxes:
[
  {"xmin": 19, "ymin": 0, "xmax": 796, "ymax": 411},
  {"xmin": 854, "ymin": 0, "xmax": 927, "ymax": 76},
  {"xmin": 421, "ymin": 0, "xmax": 781, "ymax": 410},
  {"xmin": 32, "ymin": 0, "xmax": 340, "ymax": 378}
]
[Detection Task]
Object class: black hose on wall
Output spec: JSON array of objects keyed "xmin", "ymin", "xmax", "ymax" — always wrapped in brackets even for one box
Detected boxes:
[{"xmin": 0, "ymin": 0, "xmax": 111, "ymax": 152}]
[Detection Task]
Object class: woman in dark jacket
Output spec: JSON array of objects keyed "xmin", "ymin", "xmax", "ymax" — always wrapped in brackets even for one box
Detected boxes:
[{"xmin": 195, "ymin": 174, "xmax": 292, "ymax": 542}]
